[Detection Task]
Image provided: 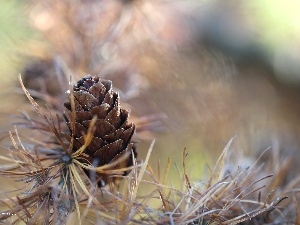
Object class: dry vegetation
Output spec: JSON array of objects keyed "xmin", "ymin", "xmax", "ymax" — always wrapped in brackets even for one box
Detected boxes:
[{"xmin": 0, "ymin": 74, "xmax": 299, "ymax": 224}]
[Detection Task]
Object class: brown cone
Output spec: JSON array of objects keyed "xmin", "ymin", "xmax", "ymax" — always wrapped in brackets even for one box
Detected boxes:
[{"xmin": 63, "ymin": 75, "xmax": 136, "ymax": 185}]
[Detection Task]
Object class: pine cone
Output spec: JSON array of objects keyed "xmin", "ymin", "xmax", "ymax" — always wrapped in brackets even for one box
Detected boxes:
[{"xmin": 63, "ymin": 75, "xmax": 136, "ymax": 185}]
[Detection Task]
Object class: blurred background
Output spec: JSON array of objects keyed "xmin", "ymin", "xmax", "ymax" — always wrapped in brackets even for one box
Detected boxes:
[{"xmin": 1, "ymin": 0, "xmax": 300, "ymax": 182}]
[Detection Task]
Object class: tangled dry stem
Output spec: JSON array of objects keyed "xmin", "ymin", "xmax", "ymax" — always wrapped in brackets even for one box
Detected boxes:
[{"xmin": 0, "ymin": 76, "xmax": 299, "ymax": 225}]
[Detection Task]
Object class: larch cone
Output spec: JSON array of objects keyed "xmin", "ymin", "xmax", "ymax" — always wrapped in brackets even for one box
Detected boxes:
[{"xmin": 63, "ymin": 75, "xmax": 136, "ymax": 185}]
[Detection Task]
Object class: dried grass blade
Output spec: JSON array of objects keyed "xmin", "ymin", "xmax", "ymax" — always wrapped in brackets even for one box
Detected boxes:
[
  {"xmin": 183, "ymin": 148, "xmax": 191, "ymax": 191},
  {"xmin": 72, "ymin": 116, "xmax": 96, "ymax": 157},
  {"xmin": 69, "ymin": 164, "xmax": 91, "ymax": 198},
  {"xmin": 209, "ymin": 136, "xmax": 235, "ymax": 186},
  {"xmin": 69, "ymin": 173, "xmax": 82, "ymax": 225},
  {"xmin": 120, "ymin": 140, "xmax": 155, "ymax": 222}
]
